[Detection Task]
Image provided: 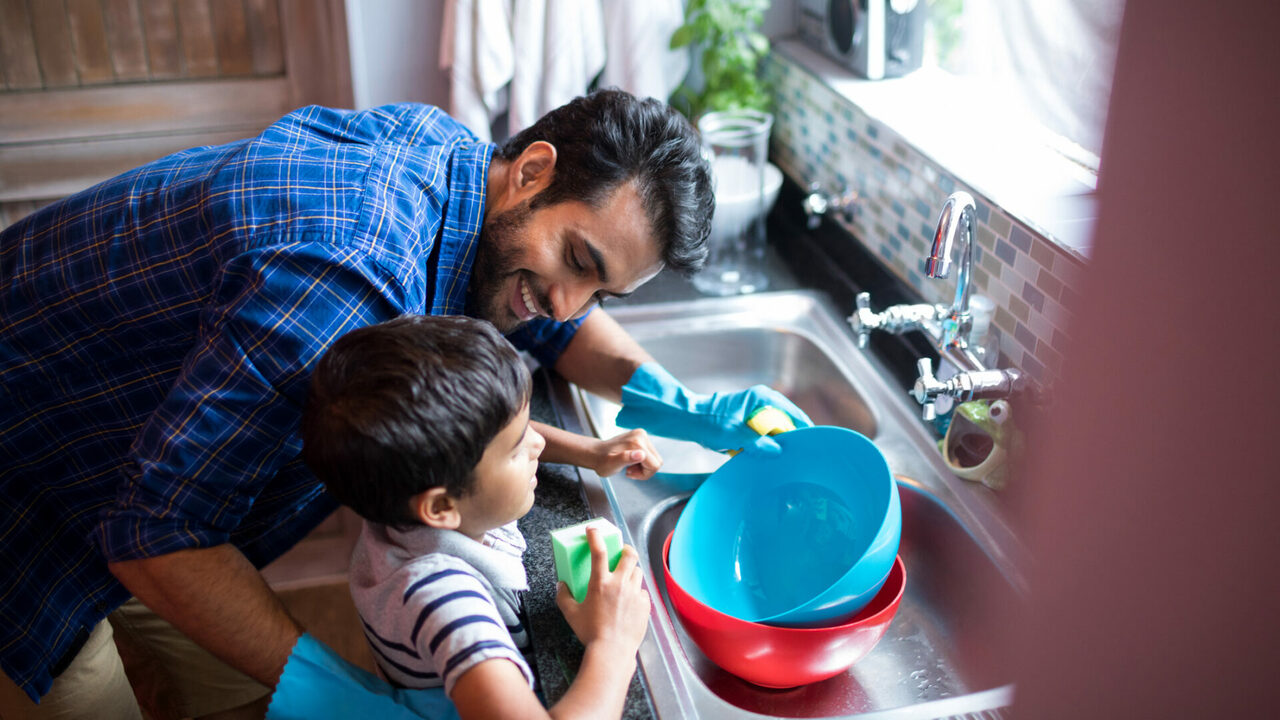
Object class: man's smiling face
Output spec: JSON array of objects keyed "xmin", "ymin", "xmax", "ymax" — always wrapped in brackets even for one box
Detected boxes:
[{"xmin": 467, "ymin": 179, "xmax": 665, "ymax": 332}]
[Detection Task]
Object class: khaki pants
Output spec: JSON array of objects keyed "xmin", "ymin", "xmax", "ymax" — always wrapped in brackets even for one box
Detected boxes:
[{"xmin": 0, "ymin": 599, "xmax": 270, "ymax": 720}]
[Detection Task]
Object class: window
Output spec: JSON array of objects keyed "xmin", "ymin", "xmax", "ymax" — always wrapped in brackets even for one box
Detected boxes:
[{"xmin": 926, "ymin": 0, "xmax": 1126, "ymax": 170}]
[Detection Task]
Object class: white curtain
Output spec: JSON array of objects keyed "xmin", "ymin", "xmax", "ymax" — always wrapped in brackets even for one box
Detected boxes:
[{"xmin": 960, "ymin": 0, "xmax": 1125, "ymax": 160}]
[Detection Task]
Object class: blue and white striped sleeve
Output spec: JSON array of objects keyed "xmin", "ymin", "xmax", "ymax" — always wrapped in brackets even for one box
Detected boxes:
[{"xmin": 404, "ymin": 563, "xmax": 534, "ymax": 696}]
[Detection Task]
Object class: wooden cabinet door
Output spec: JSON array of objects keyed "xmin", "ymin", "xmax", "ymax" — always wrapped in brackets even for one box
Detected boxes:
[{"xmin": 0, "ymin": 0, "xmax": 352, "ymax": 229}]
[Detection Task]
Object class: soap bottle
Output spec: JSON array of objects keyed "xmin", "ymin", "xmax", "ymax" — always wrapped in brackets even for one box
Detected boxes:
[{"xmin": 968, "ymin": 294, "xmax": 1001, "ymax": 368}]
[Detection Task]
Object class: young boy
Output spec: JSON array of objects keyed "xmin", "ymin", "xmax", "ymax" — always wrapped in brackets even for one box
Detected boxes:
[{"xmin": 301, "ymin": 314, "xmax": 656, "ymax": 719}]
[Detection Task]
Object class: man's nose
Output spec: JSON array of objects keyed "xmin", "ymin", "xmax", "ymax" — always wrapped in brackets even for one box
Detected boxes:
[{"xmin": 548, "ymin": 279, "xmax": 598, "ymax": 322}]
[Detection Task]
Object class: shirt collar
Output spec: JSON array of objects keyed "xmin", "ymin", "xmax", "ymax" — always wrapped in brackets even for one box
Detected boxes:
[
  {"xmin": 431, "ymin": 142, "xmax": 495, "ymax": 316},
  {"xmin": 384, "ymin": 522, "xmax": 527, "ymax": 591}
]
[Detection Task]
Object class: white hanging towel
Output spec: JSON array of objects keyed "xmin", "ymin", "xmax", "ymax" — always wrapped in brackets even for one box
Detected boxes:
[
  {"xmin": 441, "ymin": 0, "xmax": 514, "ymax": 141},
  {"xmin": 599, "ymin": 0, "xmax": 690, "ymax": 102},
  {"xmin": 509, "ymin": 0, "xmax": 607, "ymax": 138}
]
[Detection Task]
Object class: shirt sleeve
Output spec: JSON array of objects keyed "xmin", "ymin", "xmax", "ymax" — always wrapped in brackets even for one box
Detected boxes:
[
  {"xmin": 95, "ymin": 241, "xmax": 411, "ymax": 562},
  {"xmin": 504, "ymin": 308, "xmax": 592, "ymax": 368},
  {"xmin": 405, "ymin": 561, "xmax": 534, "ymax": 696}
]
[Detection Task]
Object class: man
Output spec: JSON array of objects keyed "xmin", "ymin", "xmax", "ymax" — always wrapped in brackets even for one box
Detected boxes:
[{"xmin": 0, "ymin": 89, "xmax": 809, "ymax": 718}]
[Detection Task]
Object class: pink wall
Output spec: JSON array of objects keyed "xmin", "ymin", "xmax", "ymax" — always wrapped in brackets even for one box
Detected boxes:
[{"xmin": 989, "ymin": 1, "xmax": 1280, "ymax": 716}]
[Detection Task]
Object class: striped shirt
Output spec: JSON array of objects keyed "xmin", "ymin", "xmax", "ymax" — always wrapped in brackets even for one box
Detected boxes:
[
  {"xmin": 350, "ymin": 521, "xmax": 535, "ymax": 697},
  {"xmin": 0, "ymin": 103, "xmax": 582, "ymax": 701}
]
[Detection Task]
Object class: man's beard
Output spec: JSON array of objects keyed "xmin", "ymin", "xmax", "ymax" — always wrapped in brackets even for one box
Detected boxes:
[{"xmin": 466, "ymin": 201, "xmax": 534, "ymax": 332}]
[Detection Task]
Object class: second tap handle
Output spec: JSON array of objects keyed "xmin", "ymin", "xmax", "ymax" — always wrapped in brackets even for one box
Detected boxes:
[{"xmin": 913, "ymin": 358, "xmax": 938, "ymax": 420}]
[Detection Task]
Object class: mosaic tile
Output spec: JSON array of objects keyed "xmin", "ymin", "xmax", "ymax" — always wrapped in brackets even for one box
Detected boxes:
[
  {"xmin": 1036, "ymin": 267, "xmax": 1064, "ymax": 302},
  {"xmin": 764, "ymin": 52, "xmax": 1086, "ymax": 385},
  {"xmin": 994, "ymin": 238, "xmax": 1017, "ymax": 265},
  {"xmin": 987, "ymin": 209, "xmax": 1012, "ymax": 238},
  {"xmin": 1019, "ymin": 352, "xmax": 1046, "ymax": 381},
  {"xmin": 1008, "ymin": 224, "xmax": 1034, "ymax": 253},
  {"xmin": 972, "ymin": 265, "xmax": 991, "ymax": 292},
  {"xmin": 1013, "ymin": 321, "xmax": 1038, "ymax": 352},
  {"xmin": 1007, "ymin": 294, "xmax": 1030, "ymax": 324},
  {"xmin": 977, "ymin": 225, "xmax": 997, "ymax": 251},
  {"xmin": 974, "ymin": 201, "xmax": 991, "ymax": 224},
  {"xmin": 979, "ymin": 248, "xmax": 1004, "ymax": 278},
  {"xmin": 994, "ymin": 306, "xmax": 1018, "ymax": 337},
  {"xmin": 1030, "ymin": 238, "xmax": 1058, "ymax": 269},
  {"xmin": 1022, "ymin": 281, "xmax": 1046, "ymax": 314}
]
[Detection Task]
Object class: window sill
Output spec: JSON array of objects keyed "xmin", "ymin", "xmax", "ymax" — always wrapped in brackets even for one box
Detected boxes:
[{"xmin": 774, "ymin": 38, "xmax": 1096, "ymax": 258}]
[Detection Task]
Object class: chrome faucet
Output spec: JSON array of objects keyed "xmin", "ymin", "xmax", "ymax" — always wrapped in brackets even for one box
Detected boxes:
[
  {"xmin": 848, "ymin": 191, "xmax": 978, "ymax": 352},
  {"xmin": 927, "ymin": 191, "xmax": 976, "ymax": 351},
  {"xmin": 802, "ymin": 182, "xmax": 859, "ymax": 230},
  {"xmin": 911, "ymin": 358, "xmax": 1030, "ymax": 422},
  {"xmin": 847, "ymin": 191, "xmax": 1039, "ymax": 420}
]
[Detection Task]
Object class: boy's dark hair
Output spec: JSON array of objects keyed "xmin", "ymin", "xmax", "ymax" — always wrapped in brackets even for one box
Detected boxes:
[
  {"xmin": 301, "ymin": 314, "xmax": 532, "ymax": 527},
  {"xmin": 498, "ymin": 88, "xmax": 714, "ymax": 275}
]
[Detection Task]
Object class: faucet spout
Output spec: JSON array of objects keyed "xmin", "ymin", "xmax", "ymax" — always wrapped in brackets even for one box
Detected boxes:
[{"xmin": 927, "ymin": 191, "xmax": 977, "ymax": 350}]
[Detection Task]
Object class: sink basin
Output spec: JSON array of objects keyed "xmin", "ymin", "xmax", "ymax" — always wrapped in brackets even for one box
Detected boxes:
[{"xmin": 548, "ymin": 290, "xmax": 1025, "ymax": 719}]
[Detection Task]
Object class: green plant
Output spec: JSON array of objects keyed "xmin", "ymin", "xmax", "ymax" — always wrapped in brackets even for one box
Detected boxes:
[{"xmin": 669, "ymin": 0, "xmax": 772, "ymax": 119}]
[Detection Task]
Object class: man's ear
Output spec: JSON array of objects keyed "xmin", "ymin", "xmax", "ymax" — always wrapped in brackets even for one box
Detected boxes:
[
  {"xmin": 509, "ymin": 141, "xmax": 557, "ymax": 199},
  {"xmin": 410, "ymin": 487, "xmax": 461, "ymax": 530}
]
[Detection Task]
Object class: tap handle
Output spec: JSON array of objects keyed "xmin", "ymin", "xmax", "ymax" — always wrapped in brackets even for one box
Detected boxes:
[
  {"xmin": 912, "ymin": 358, "xmax": 939, "ymax": 421},
  {"xmin": 849, "ymin": 292, "xmax": 875, "ymax": 348},
  {"xmin": 802, "ymin": 183, "xmax": 828, "ymax": 230}
]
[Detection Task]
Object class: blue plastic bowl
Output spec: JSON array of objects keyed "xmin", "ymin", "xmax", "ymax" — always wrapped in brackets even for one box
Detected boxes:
[{"xmin": 668, "ymin": 426, "xmax": 901, "ymax": 627}]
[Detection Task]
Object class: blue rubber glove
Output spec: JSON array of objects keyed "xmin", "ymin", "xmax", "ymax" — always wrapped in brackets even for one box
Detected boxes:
[
  {"xmin": 267, "ymin": 634, "xmax": 458, "ymax": 720},
  {"xmin": 615, "ymin": 362, "xmax": 814, "ymax": 453}
]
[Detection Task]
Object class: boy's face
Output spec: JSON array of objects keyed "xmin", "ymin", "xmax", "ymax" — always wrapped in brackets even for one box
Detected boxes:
[{"xmin": 454, "ymin": 402, "xmax": 545, "ymax": 540}]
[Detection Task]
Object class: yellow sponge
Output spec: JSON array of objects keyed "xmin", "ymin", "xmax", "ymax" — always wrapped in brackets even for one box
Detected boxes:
[
  {"xmin": 746, "ymin": 406, "xmax": 797, "ymax": 436},
  {"xmin": 550, "ymin": 518, "xmax": 623, "ymax": 603}
]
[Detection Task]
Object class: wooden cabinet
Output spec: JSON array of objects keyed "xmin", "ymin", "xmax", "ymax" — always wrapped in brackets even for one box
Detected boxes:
[{"xmin": 0, "ymin": 0, "xmax": 352, "ymax": 229}]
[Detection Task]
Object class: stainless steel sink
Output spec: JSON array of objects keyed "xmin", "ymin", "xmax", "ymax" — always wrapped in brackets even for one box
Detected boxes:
[{"xmin": 546, "ymin": 290, "xmax": 1026, "ymax": 719}]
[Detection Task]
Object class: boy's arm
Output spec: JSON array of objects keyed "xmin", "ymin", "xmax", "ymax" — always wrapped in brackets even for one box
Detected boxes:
[
  {"xmin": 532, "ymin": 421, "xmax": 662, "ymax": 480},
  {"xmin": 450, "ymin": 528, "xmax": 648, "ymax": 720}
]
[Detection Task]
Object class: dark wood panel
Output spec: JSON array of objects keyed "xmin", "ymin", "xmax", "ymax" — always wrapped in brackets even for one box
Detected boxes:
[
  {"xmin": 140, "ymin": 0, "xmax": 182, "ymax": 79},
  {"xmin": 0, "ymin": 0, "xmax": 43, "ymax": 90},
  {"xmin": 67, "ymin": 0, "xmax": 114, "ymax": 85},
  {"xmin": 176, "ymin": 0, "xmax": 218, "ymax": 77},
  {"xmin": 0, "ymin": 76, "xmax": 290, "ymax": 144},
  {"xmin": 279, "ymin": 0, "xmax": 351, "ymax": 109},
  {"xmin": 103, "ymin": 0, "xmax": 149, "ymax": 81},
  {"xmin": 0, "ymin": 127, "xmax": 261, "ymax": 202},
  {"xmin": 210, "ymin": 0, "xmax": 253, "ymax": 75},
  {"xmin": 29, "ymin": 1, "xmax": 80, "ymax": 88},
  {"xmin": 245, "ymin": 0, "xmax": 283, "ymax": 75}
]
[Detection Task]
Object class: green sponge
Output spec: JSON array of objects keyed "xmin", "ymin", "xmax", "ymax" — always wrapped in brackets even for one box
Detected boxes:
[{"xmin": 551, "ymin": 518, "xmax": 623, "ymax": 602}]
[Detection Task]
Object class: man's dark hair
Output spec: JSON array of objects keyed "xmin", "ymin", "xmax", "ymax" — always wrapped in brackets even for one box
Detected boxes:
[
  {"xmin": 301, "ymin": 314, "xmax": 532, "ymax": 527},
  {"xmin": 498, "ymin": 88, "xmax": 714, "ymax": 275}
]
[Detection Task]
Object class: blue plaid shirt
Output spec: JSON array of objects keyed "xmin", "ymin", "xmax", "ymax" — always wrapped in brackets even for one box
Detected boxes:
[{"xmin": 0, "ymin": 103, "xmax": 584, "ymax": 700}]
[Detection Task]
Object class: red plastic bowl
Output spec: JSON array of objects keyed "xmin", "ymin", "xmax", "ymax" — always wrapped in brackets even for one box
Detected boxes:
[{"xmin": 661, "ymin": 530, "xmax": 905, "ymax": 689}]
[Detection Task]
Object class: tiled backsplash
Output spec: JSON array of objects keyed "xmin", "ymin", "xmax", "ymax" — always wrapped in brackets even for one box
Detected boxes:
[{"xmin": 764, "ymin": 52, "xmax": 1086, "ymax": 384}]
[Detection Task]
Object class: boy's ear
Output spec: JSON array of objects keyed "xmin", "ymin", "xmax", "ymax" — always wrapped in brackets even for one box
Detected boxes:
[
  {"xmin": 509, "ymin": 141, "xmax": 556, "ymax": 199},
  {"xmin": 411, "ymin": 487, "xmax": 461, "ymax": 530}
]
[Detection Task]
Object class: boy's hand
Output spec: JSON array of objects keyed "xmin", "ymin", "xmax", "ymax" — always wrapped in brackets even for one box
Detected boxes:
[
  {"xmin": 591, "ymin": 428, "xmax": 662, "ymax": 480},
  {"xmin": 556, "ymin": 527, "xmax": 650, "ymax": 655}
]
